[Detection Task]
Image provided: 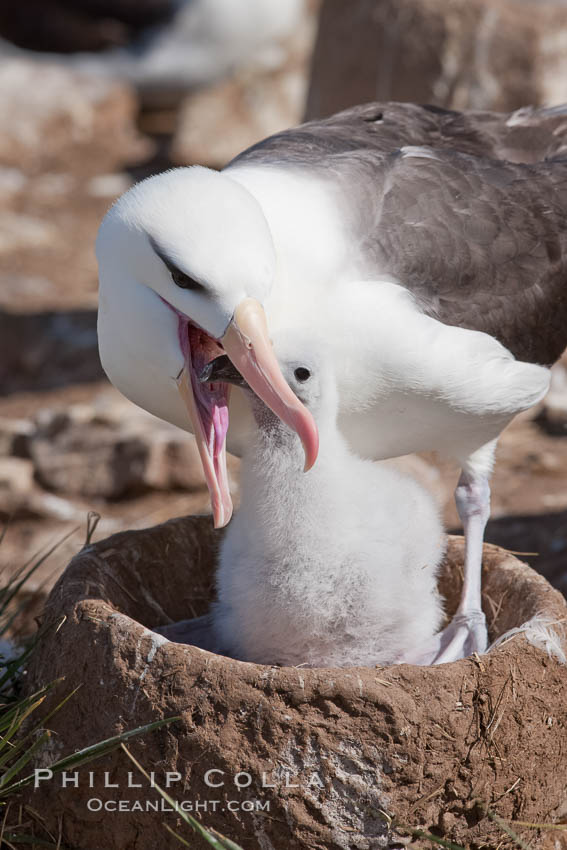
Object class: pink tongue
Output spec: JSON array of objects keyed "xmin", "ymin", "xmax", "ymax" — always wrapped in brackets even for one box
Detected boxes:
[
  {"xmin": 186, "ymin": 347, "xmax": 232, "ymax": 526},
  {"xmin": 211, "ymin": 401, "xmax": 230, "ymax": 459},
  {"xmin": 190, "ymin": 375, "xmax": 233, "ymax": 527},
  {"xmin": 212, "ymin": 402, "xmax": 232, "ymax": 526},
  {"xmin": 174, "ymin": 314, "xmax": 233, "ymax": 527}
]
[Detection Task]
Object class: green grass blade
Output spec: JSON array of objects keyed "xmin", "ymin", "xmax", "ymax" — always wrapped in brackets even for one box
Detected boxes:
[
  {"xmin": 0, "ymin": 520, "xmax": 10, "ymax": 549},
  {"xmin": 167, "ymin": 824, "xmax": 244, "ymax": 850},
  {"xmin": 511, "ymin": 821, "xmax": 567, "ymax": 831},
  {"xmin": 485, "ymin": 807, "xmax": 532, "ymax": 850},
  {"xmin": 0, "ymin": 835, "xmax": 65, "ymax": 847},
  {"xmin": 0, "ymin": 584, "xmax": 53, "ymax": 637},
  {"xmin": 0, "ymin": 686, "xmax": 80, "ymax": 769},
  {"xmin": 0, "ymin": 527, "xmax": 79, "ymax": 616},
  {"xmin": 164, "ymin": 825, "xmax": 193, "ymax": 847},
  {"xmin": 1, "ymin": 716, "xmax": 180, "ymax": 796},
  {"xmin": 47, "ymin": 715, "xmax": 181, "ymax": 772},
  {"xmin": 121, "ymin": 745, "xmax": 244, "ymax": 850},
  {"xmin": 0, "ymin": 694, "xmax": 46, "ymax": 736},
  {"xmin": 375, "ymin": 809, "xmax": 466, "ymax": 850},
  {"xmin": 0, "ymin": 696, "xmax": 47, "ymax": 759},
  {"xmin": 0, "ymin": 623, "xmax": 66, "ymax": 697},
  {"xmin": 0, "ymin": 731, "xmax": 50, "ymax": 789},
  {"xmin": 0, "ymin": 682, "xmax": 61, "ymax": 733},
  {"xmin": 84, "ymin": 512, "xmax": 101, "ymax": 546},
  {"xmin": 0, "ymin": 639, "xmax": 45, "ymax": 695},
  {"xmin": 398, "ymin": 827, "xmax": 466, "ymax": 850},
  {"xmin": 208, "ymin": 830, "xmax": 248, "ymax": 850},
  {"xmin": 20, "ymin": 686, "xmax": 80, "ymax": 743}
]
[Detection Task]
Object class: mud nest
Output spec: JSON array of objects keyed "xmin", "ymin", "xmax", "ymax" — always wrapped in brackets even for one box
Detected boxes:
[{"xmin": 25, "ymin": 515, "xmax": 567, "ymax": 850}]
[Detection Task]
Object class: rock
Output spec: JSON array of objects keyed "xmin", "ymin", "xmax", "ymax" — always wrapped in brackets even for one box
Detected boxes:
[
  {"xmin": 0, "ymin": 454, "xmax": 84, "ymax": 520},
  {"xmin": 28, "ymin": 400, "xmax": 223, "ymax": 498},
  {"xmin": 0, "ymin": 457, "xmax": 34, "ymax": 500},
  {"xmin": 30, "ymin": 419, "xmax": 151, "ymax": 500},
  {"xmin": 0, "ymin": 416, "xmax": 33, "ymax": 457},
  {"xmin": 306, "ymin": 0, "xmax": 567, "ymax": 121},
  {"xmin": 172, "ymin": 65, "xmax": 309, "ymax": 167},
  {"xmin": 90, "ymin": 392, "xmax": 240, "ymax": 492},
  {"xmin": 0, "ymin": 58, "xmax": 148, "ymax": 174},
  {"xmin": 0, "ymin": 309, "xmax": 103, "ymax": 395},
  {"xmin": 0, "ymin": 211, "xmax": 58, "ymax": 256},
  {"xmin": 24, "ymin": 517, "xmax": 567, "ymax": 850},
  {"xmin": 0, "ymin": 166, "xmax": 27, "ymax": 205},
  {"xmin": 538, "ymin": 361, "xmax": 567, "ymax": 435},
  {"xmin": 86, "ymin": 172, "xmax": 132, "ymax": 198},
  {"xmin": 0, "ymin": 390, "xmax": 234, "ymax": 504},
  {"xmin": 171, "ymin": 2, "xmax": 318, "ymax": 166},
  {"xmin": 142, "ymin": 430, "xmax": 208, "ymax": 491},
  {"xmin": 0, "ymin": 276, "xmax": 57, "ymax": 306},
  {"xmin": 32, "ymin": 172, "xmax": 75, "ymax": 199}
]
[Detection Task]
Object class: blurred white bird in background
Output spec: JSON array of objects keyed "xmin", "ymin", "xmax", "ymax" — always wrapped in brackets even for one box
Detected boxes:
[{"xmin": 0, "ymin": 0, "xmax": 305, "ymax": 103}]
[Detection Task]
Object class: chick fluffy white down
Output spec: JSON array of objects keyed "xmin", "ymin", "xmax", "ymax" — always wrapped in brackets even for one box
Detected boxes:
[{"xmin": 213, "ymin": 374, "xmax": 446, "ymax": 668}]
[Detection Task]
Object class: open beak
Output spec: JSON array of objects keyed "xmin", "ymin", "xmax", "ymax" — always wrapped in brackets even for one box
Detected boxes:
[
  {"xmin": 175, "ymin": 298, "xmax": 319, "ymax": 530},
  {"xmin": 176, "ymin": 365, "xmax": 232, "ymax": 530},
  {"xmin": 221, "ymin": 298, "xmax": 319, "ymax": 472},
  {"xmin": 175, "ymin": 316, "xmax": 232, "ymax": 530}
]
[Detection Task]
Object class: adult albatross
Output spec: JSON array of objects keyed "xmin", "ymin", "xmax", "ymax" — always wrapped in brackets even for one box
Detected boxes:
[{"xmin": 96, "ymin": 101, "xmax": 567, "ymax": 664}]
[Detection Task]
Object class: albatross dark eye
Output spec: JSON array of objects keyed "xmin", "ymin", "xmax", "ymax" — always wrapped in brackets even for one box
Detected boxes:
[
  {"xmin": 170, "ymin": 268, "xmax": 204, "ymax": 291},
  {"xmin": 294, "ymin": 367, "xmax": 311, "ymax": 383},
  {"xmin": 148, "ymin": 235, "xmax": 205, "ymax": 292}
]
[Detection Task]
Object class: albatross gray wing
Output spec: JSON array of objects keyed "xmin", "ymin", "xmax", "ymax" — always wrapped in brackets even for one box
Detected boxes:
[
  {"xmin": 352, "ymin": 146, "xmax": 567, "ymax": 365},
  {"xmin": 227, "ymin": 101, "xmax": 567, "ymax": 170},
  {"xmin": 227, "ymin": 102, "xmax": 567, "ymax": 365}
]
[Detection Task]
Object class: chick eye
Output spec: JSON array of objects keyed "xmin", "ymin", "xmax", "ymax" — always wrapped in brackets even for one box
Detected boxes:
[
  {"xmin": 294, "ymin": 367, "xmax": 311, "ymax": 382},
  {"xmin": 171, "ymin": 268, "xmax": 204, "ymax": 292}
]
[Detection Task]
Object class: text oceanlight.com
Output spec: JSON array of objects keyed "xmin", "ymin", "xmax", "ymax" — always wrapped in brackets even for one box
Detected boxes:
[
  {"xmin": 86, "ymin": 799, "xmax": 270, "ymax": 813},
  {"xmin": 32, "ymin": 768, "xmax": 329, "ymax": 815}
]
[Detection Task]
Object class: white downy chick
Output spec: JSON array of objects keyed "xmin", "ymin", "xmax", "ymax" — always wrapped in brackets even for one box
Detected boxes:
[{"xmin": 211, "ymin": 335, "xmax": 446, "ymax": 667}]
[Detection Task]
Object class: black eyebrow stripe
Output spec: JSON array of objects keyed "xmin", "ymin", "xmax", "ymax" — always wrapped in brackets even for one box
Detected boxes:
[
  {"xmin": 148, "ymin": 235, "xmax": 206, "ymax": 288},
  {"xmin": 148, "ymin": 235, "xmax": 180, "ymax": 272}
]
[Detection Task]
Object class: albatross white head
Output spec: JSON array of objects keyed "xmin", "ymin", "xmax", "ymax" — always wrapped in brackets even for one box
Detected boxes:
[{"xmin": 96, "ymin": 166, "xmax": 319, "ymax": 528}]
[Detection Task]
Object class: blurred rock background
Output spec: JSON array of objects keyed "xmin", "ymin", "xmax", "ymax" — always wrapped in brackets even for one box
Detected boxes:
[
  {"xmin": 1, "ymin": 0, "xmax": 567, "ymax": 627},
  {"xmin": 306, "ymin": 0, "xmax": 567, "ymax": 119}
]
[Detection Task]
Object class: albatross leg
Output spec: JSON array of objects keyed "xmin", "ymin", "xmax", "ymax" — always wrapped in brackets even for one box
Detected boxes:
[
  {"xmin": 429, "ymin": 470, "xmax": 490, "ymax": 663},
  {"xmin": 398, "ymin": 442, "xmax": 494, "ymax": 666},
  {"xmin": 430, "ymin": 440, "xmax": 497, "ymax": 663}
]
